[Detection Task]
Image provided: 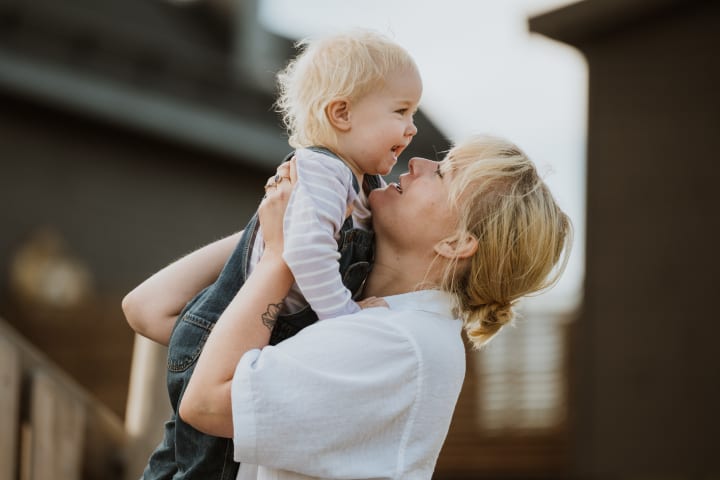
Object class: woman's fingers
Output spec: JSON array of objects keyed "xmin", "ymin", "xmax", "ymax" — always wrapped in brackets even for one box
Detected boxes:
[
  {"xmin": 287, "ymin": 157, "xmax": 297, "ymax": 183},
  {"xmin": 263, "ymin": 158, "xmax": 295, "ymax": 192},
  {"xmin": 259, "ymin": 159, "xmax": 296, "ymax": 255}
]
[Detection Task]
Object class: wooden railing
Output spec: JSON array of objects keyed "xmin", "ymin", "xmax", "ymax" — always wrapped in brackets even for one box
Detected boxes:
[
  {"xmin": 0, "ymin": 318, "xmax": 127, "ymax": 480},
  {"xmin": 124, "ymin": 335, "xmax": 170, "ymax": 480}
]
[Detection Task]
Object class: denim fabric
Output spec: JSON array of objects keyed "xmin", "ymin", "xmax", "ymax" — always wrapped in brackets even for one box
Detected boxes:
[
  {"xmin": 268, "ymin": 214, "xmax": 374, "ymax": 344},
  {"xmin": 141, "ymin": 151, "xmax": 379, "ymax": 480}
]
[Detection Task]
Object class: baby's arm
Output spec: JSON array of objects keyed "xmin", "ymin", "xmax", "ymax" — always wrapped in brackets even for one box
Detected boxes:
[{"xmin": 282, "ymin": 152, "xmax": 360, "ymax": 319}]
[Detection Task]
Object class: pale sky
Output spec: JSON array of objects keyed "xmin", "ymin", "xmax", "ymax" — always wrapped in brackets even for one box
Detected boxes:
[{"xmin": 260, "ymin": 0, "xmax": 586, "ymax": 311}]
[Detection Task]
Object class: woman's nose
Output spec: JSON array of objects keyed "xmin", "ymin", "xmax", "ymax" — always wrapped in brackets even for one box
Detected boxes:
[{"xmin": 408, "ymin": 157, "xmax": 434, "ymax": 174}]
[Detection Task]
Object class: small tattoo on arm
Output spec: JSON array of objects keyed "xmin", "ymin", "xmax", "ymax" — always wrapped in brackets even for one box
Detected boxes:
[{"xmin": 261, "ymin": 302, "xmax": 282, "ymax": 330}]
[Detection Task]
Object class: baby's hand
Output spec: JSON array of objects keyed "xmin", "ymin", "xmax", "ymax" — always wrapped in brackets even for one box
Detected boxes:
[{"xmin": 357, "ymin": 296, "xmax": 388, "ymax": 309}]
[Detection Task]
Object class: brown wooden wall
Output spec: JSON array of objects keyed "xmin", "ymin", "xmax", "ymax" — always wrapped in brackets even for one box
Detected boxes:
[
  {"xmin": 533, "ymin": 1, "xmax": 720, "ymax": 478},
  {"xmin": 0, "ymin": 93, "xmax": 271, "ymax": 418}
]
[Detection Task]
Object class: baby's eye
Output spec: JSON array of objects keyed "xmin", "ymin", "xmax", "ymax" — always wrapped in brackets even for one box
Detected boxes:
[
  {"xmin": 435, "ymin": 164, "xmax": 444, "ymax": 178},
  {"xmin": 396, "ymin": 108, "xmax": 408, "ymax": 115}
]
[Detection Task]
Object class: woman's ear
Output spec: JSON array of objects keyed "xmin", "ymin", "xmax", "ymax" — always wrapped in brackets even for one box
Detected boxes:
[
  {"xmin": 434, "ymin": 233, "xmax": 478, "ymax": 260},
  {"xmin": 326, "ymin": 99, "xmax": 352, "ymax": 131}
]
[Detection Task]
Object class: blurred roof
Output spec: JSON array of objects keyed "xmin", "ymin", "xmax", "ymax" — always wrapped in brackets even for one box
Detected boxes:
[
  {"xmin": 529, "ymin": 0, "xmax": 707, "ymax": 45},
  {"xmin": 0, "ymin": 0, "xmax": 449, "ymax": 169}
]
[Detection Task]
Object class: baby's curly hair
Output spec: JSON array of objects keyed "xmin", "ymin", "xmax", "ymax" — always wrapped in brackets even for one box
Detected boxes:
[
  {"xmin": 440, "ymin": 135, "xmax": 573, "ymax": 349},
  {"xmin": 275, "ymin": 29, "xmax": 418, "ymax": 149}
]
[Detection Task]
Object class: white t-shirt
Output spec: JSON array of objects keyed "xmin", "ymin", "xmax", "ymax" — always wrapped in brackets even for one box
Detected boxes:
[
  {"xmin": 231, "ymin": 290, "xmax": 466, "ymax": 480},
  {"xmin": 249, "ymin": 148, "xmax": 377, "ymax": 319}
]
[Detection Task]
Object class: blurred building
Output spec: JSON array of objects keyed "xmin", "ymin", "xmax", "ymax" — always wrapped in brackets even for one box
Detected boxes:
[
  {"xmin": 0, "ymin": 0, "xmax": 453, "ymax": 478},
  {"xmin": 0, "ymin": 0, "xmax": 448, "ymax": 421},
  {"xmin": 531, "ymin": 0, "xmax": 720, "ymax": 478}
]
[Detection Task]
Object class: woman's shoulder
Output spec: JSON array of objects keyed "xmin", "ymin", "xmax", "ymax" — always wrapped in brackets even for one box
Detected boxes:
[
  {"xmin": 314, "ymin": 297, "xmax": 465, "ymax": 367},
  {"xmin": 386, "ymin": 308, "xmax": 465, "ymax": 369}
]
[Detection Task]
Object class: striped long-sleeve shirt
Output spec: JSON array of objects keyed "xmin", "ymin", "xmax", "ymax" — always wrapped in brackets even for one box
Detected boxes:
[{"xmin": 248, "ymin": 148, "xmax": 379, "ymax": 320}]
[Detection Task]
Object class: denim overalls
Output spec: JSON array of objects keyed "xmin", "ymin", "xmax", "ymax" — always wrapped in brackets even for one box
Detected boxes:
[{"xmin": 142, "ymin": 149, "xmax": 380, "ymax": 480}]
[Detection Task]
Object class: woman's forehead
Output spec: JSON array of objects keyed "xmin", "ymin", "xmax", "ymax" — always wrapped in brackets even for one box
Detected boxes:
[{"xmin": 442, "ymin": 153, "xmax": 461, "ymax": 172}]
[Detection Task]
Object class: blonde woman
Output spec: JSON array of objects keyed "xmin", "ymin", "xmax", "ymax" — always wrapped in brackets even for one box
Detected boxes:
[{"xmin": 168, "ymin": 135, "xmax": 572, "ymax": 479}]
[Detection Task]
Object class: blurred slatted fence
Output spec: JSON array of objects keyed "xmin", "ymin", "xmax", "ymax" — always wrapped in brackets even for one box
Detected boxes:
[{"xmin": 0, "ymin": 318, "xmax": 126, "ymax": 480}]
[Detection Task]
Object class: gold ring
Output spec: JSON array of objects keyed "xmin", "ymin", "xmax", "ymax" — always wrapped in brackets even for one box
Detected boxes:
[{"xmin": 275, "ymin": 175, "xmax": 291, "ymax": 185}]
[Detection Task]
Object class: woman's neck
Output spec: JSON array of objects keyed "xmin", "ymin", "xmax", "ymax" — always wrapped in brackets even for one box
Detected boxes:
[{"xmin": 362, "ymin": 248, "xmax": 441, "ymax": 299}]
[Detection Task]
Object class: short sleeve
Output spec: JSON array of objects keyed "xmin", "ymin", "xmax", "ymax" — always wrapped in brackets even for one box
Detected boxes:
[{"xmin": 231, "ymin": 312, "xmax": 418, "ymax": 479}]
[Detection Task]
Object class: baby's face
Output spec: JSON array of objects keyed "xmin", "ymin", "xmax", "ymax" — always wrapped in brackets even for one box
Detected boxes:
[{"xmin": 338, "ymin": 66, "xmax": 422, "ymax": 177}]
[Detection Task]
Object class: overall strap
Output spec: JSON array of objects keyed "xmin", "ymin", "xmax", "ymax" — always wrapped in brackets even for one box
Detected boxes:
[{"xmin": 305, "ymin": 146, "xmax": 361, "ymax": 194}]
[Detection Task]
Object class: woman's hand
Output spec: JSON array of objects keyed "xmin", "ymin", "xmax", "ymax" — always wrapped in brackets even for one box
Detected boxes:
[{"xmin": 259, "ymin": 159, "xmax": 297, "ymax": 257}]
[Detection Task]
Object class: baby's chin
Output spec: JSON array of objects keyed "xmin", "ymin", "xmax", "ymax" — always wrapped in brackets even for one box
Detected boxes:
[{"xmin": 378, "ymin": 161, "xmax": 398, "ymax": 176}]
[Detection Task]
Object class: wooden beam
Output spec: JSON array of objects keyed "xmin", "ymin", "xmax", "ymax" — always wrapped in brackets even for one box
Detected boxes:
[
  {"xmin": 0, "ymin": 337, "xmax": 21, "ymax": 480},
  {"xmin": 28, "ymin": 372, "xmax": 86, "ymax": 480}
]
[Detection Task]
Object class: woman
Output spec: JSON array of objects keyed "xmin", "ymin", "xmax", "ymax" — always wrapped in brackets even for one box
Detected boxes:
[{"xmin": 127, "ymin": 135, "xmax": 571, "ymax": 479}]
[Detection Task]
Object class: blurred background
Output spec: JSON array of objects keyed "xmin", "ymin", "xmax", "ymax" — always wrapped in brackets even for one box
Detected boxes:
[{"xmin": 0, "ymin": 0, "xmax": 718, "ymax": 479}]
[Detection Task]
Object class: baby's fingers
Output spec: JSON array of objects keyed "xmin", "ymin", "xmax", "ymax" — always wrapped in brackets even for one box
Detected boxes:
[{"xmin": 357, "ymin": 296, "xmax": 389, "ymax": 309}]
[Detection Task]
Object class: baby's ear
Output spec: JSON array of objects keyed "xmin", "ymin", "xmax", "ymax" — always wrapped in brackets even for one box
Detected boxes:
[
  {"xmin": 326, "ymin": 99, "xmax": 351, "ymax": 131},
  {"xmin": 434, "ymin": 233, "xmax": 478, "ymax": 260}
]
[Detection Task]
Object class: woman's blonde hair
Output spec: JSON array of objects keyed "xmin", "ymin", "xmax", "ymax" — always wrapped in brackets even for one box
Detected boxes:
[
  {"xmin": 275, "ymin": 29, "xmax": 418, "ymax": 149},
  {"xmin": 440, "ymin": 135, "xmax": 573, "ymax": 349}
]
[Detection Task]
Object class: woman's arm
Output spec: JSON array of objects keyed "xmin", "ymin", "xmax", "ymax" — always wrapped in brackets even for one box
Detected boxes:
[
  {"xmin": 122, "ymin": 231, "xmax": 243, "ymax": 346},
  {"xmin": 180, "ymin": 161, "xmax": 296, "ymax": 438},
  {"xmin": 179, "ymin": 248, "xmax": 293, "ymax": 437}
]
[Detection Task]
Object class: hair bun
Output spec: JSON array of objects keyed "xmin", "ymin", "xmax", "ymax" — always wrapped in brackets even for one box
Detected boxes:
[
  {"xmin": 484, "ymin": 301, "xmax": 513, "ymax": 327},
  {"xmin": 463, "ymin": 300, "xmax": 516, "ymax": 349}
]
